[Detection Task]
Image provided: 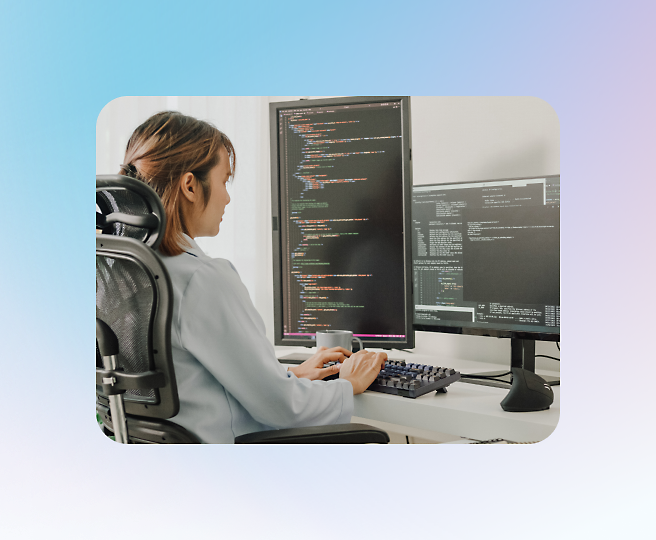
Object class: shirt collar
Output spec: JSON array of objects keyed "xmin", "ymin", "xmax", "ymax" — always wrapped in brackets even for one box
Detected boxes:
[{"xmin": 181, "ymin": 234, "xmax": 207, "ymax": 259}]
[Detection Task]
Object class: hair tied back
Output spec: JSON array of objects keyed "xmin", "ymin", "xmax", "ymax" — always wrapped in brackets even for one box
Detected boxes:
[{"xmin": 121, "ymin": 163, "xmax": 139, "ymax": 178}]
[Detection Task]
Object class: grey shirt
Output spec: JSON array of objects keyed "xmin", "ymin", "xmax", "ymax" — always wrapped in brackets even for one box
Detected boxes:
[{"xmin": 160, "ymin": 235, "xmax": 354, "ymax": 443}]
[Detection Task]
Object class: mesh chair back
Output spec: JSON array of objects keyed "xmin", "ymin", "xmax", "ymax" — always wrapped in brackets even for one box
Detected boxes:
[
  {"xmin": 96, "ymin": 175, "xmax": 178, "ymax": 419},
  {"xmin": 96, "ymin": 252, "xmax": 157, "ymax": 402}
]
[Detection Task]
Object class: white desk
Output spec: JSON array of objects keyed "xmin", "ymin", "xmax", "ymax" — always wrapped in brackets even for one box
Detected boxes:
[{"xmin": 276, "ymin": 347, "xmax": 560, "ymax": 443}]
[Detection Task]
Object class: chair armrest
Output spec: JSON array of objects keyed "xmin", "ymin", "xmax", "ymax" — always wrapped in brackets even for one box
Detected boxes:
[{"xmin": 234, "ymin": 423, "xmax": 389, "ymax": 444}]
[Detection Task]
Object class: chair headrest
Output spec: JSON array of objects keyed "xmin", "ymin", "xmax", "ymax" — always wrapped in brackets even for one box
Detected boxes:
[{"xmin": 96, "ymin": 175, "xmax": 167, "ymax": 250}]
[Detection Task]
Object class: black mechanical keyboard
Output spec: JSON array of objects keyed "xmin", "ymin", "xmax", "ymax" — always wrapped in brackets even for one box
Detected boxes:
[{"xmin": 323, "ymin": 359, "xmax": 461, "ymax": 398}]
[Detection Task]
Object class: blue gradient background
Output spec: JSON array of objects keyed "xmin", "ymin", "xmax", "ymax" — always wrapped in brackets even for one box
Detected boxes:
[{"xmin": 1, "ymin": 0, "xmax": 654, "ymax": 537}]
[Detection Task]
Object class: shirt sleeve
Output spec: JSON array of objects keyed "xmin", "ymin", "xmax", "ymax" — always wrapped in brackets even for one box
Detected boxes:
[{"xmin": 177, "ymin": 258, "xmax": 354, "ymax": 429}]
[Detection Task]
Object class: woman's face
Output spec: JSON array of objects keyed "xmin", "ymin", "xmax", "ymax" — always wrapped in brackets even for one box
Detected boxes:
[{"xmin": 194, "ymin": 145, "xmax": 232, "ymax": 237}]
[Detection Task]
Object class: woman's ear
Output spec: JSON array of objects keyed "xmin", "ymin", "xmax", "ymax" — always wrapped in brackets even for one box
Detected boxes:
[{"xmin": 179, "ymin": 172, "xmax": 198, "ymax": 203}]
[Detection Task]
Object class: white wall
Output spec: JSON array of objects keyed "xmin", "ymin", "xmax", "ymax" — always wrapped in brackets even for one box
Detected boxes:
[
  {"xmin": 411, "ymin": 97, "xmax": 559, "ymax": 184},
  {"xmin": 96, "ymin": 96, "xmax": 560, "ymax": 364}
]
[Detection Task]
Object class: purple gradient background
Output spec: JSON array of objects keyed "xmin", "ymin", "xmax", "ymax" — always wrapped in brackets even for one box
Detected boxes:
[{"xmin": 1, "ymin": 0, "xmax": 654, "ymax": 537}]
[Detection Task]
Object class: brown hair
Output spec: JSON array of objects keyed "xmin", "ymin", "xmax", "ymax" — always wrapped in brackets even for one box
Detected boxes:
[{"xmin": 119, "ymin": 111, "xmax": 236, "ymax": 256}]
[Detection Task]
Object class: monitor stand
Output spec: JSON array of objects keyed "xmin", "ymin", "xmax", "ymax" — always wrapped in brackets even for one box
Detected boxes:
[{"xmin": 460, "ymin": 338, "xmax": 560, "ymax": 389}]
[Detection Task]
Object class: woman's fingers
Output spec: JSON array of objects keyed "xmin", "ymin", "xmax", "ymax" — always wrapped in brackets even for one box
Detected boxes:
[{"xmin": 325, "ymin": 346, "xmax": 352, "ymax": 356}]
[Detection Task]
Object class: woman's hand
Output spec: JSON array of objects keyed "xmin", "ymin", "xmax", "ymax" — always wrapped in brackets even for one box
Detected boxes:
[
  {"xmin": 339, "ymin": 350, "xmax": 387, "ymax": 394},
  {"xmin": 287, "ymin": 346, "xmax": 352, "ymax": 381}
]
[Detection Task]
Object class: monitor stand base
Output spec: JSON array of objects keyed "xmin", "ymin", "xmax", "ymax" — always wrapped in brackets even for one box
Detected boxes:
[
  {"xmin": 277, "ymin": 353, "xmax": 312, "ymax": 365},
  {"xmin": 460, "ymin": 338, "xmax": 560, "ymax": 389}
]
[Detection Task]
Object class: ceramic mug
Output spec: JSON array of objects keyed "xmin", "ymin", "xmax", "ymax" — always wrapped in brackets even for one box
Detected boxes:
[{"xmin": 315, "ymin": 330, "xmax": 363, "ymax": 352}]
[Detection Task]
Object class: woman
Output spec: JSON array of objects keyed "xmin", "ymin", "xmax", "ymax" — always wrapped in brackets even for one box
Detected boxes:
[{"xmin": 119, "ymin": 111, "xmax": 386, "ymax": 443}]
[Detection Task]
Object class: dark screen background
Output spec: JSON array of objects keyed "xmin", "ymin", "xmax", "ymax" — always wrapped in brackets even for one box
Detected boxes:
[
  {"xmin": 463, "ymin": 206, "xmax": 560, "ymax": 306},
  {"xmin": 277, "ymin": 101, "xmax": 407, "ymax": 340},
  {"xmin": 412, "ymin": 177, "xmax": 560, "ymax": 334}
]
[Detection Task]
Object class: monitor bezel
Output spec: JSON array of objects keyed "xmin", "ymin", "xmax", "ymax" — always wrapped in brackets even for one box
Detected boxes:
[
  {"xmin": 412, "ymin": 174, "xmax": 560, "ymax": 343},
  {"xmin": 270, "ymin": 96, "xmax": 415, "ymax": 349}
]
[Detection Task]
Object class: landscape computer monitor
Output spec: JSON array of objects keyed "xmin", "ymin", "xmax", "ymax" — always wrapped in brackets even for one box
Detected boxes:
[
  {"xmin": 270, "ymin": 96, "xmax": 414, "ymax": 349},
  {"xmin": 412, "ymin": 175, "xmax": 560, "ymax": 386}
]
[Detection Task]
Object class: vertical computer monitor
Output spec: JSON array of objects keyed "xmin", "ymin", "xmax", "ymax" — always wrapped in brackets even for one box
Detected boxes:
[
  {"xmin": 412, "ymin": 175, "xmax": 560, "ymax": 385},
  {"xmin": 270, "ymin": 96, "xmax": 414, "ymax": 349}
]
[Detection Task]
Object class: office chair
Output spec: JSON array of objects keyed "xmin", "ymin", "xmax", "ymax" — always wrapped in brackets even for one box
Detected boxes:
[{"xmin": 96, "ymin": 175, "xmax": 389, "ymax": 444}]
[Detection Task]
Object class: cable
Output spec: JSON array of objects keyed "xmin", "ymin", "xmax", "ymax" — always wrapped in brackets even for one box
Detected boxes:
[
  {"xmin": 461, "ymin": 371, "xmax": 511, "ymax": 381},
  {"xmin": 536, "ymin": 354, "xmax": 560, "ymax": 361}
]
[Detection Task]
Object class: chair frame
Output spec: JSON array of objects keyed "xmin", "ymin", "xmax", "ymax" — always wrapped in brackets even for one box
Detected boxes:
[{"xmin": 96, "ymin": 235, "xmax": 179, "ymax": 419}]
